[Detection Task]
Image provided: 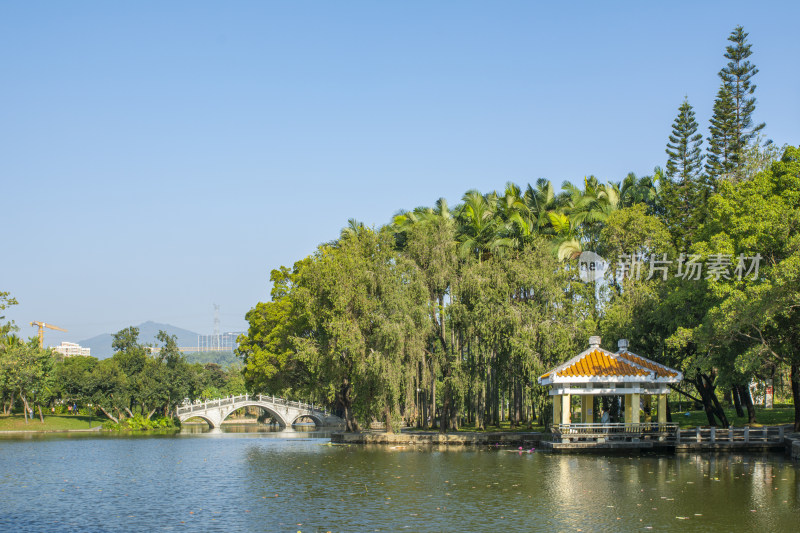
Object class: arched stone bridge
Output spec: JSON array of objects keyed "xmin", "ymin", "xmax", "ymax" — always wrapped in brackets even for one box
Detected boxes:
[{"xmin": 176, "ymin": 394, "xmax": 344, "ymax": 429}]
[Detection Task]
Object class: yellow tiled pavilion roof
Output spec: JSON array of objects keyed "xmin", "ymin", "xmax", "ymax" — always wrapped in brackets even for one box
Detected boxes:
[
  {"xmin": 618, "ymin": 351, "xmax": 680, "ymax": 379},
  {"xmin": 538, "ymin": 342, "xmax": 682, "ymax": 384},
  {"xmin": 541, "ymin": 349, "xmax": 649, "ymax": 380}
]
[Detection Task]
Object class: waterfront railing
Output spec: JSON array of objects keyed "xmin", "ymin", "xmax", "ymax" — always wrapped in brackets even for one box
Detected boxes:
[{"xmin": 674, "ymin": 425, "xmax": 785, "ymax": 444}]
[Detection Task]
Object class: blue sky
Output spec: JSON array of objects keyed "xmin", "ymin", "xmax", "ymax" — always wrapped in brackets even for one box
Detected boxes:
[{"xmin": 2, "ymin": 2, "xmax": 798, "ymax": 346}]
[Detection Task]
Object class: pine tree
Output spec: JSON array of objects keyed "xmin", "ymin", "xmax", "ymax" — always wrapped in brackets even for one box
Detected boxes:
[
  {"xmin": 706, "ymin": 84, "xmax": 736, "ymax": 183},
  {"xmin": 717, "ymin": 25, "xmax": 765, "ymax": 176},
  {"xmin": 663, "ymin": 98, "xmax": 705, "ymax": 251},
  {"xmin": 666, "ymin": 97, "xmax": 703, "ymax": 182}
]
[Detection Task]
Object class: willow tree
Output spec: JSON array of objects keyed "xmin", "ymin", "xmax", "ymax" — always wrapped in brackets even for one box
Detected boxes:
[
  {"xmin": 398, "ymin": 201, "xmax": 459, "ymax": 430},
  {"xmin": 290, "ymin": 228, "xmax": 430, "ymax": 432},
  {"xmin": 454, "ymin": 238, "xmax": 583, "ymax": 429}
]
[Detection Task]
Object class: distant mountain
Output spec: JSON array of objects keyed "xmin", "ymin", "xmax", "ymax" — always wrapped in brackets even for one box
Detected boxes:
[{"xmin": 79, "ymin": 321, "xmax": 201, "ymax": 359}]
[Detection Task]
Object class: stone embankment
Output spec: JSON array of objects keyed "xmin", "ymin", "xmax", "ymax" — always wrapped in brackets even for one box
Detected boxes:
[
  {"xmin": 787, "ymin": 431, "xmax": 800, "ymax": 460},
  {"xmin": 331, "ymin": 431, "xmax": 543, "ymax": 446}
]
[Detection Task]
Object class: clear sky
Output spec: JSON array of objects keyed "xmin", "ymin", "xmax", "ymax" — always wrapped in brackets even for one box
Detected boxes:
[{"xmin": 2, "ymin": 1, "xmax": 798, "ymax": 346}]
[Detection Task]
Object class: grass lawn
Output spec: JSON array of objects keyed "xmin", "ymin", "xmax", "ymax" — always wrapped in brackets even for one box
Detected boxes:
[
  {"xmin": 672, "ymin": 406, "xmax": 795, "ymax": 428},
  {"xmin": 0, "ymin": 413, "xmax": 103, "ymax": 432}
]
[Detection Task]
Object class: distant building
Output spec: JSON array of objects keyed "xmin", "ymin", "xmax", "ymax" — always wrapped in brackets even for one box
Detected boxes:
[
  {"xmin": 53, "ymin": 341, "xmax": 91, "ymax": 357},
  {"xmin": 191, "ymin": 332, "xmax": 244, "ymax": 353}
]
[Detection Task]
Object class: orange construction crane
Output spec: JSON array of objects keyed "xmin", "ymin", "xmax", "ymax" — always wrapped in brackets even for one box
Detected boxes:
[{"xmin": 30, "ymin": 321, "xmax": 67, "ymax": 349}]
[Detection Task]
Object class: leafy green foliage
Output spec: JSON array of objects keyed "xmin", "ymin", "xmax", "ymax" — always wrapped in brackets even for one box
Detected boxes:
[
  {"xmin": 102, "ymin": 414, "xmax": 178, "ymax": 431},
  {"xmin": 0, "ymin": 291, "xmax": 18, "ymax": 341}
]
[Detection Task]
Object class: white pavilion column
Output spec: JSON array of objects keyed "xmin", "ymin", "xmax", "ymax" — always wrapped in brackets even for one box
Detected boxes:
[
  {"xmin": 630, "ymin": 393, "xmax": 640, "ymax": 426},
  {"xmin": 561, "ymin": 393, "xmax": 571, "ymax": 425},
  {"xmin": 624, "ymin": 394, "xmax": 632, "ymax": 425},
  {"xmin": 553, "ymin": 394, "xmax": 562, "ymax": 426},
  {"xmin": 581, "ymin": 395, "xmax": 594, "ymax": 423},
  {"xmin": 658, "ymin": 394, "xmax": 667, "ymax": 425}
]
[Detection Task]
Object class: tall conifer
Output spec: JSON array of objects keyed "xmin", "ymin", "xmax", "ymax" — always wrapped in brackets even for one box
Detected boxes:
[
  {"xmin": 706, "ymin": 84, "xmax": 736, "ymax": 182},
  {"xmin": 714, "ymin": 25, "xmax": 765, "ymax": 178},
  {"xmin": 664, "ymin": 98, "xmax": 705, "ymax": 251},
  {"xmin": 666, "ymin": 98, "xmax": 703, "ymax": 182}
]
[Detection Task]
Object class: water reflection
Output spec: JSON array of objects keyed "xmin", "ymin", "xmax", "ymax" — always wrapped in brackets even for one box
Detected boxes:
[
  {"xmin": 180, "ymin": 422, "xmax": 333, "ymax": 437},
  {"xmin": 0, "ymin": 431, "xmax": 797, "ymax": 532},
  {"xmin": 541, "ymin": 452, "xmax": 800, "ymax": 531}
]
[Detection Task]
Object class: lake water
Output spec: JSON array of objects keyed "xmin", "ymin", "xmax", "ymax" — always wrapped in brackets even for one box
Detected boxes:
[{"xmin": 1, "ymin": 425, "xmax": 799, "ymax": 532}]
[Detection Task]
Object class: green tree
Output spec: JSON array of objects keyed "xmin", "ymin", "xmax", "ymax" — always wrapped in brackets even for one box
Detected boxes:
[
  {"xmin": 0, "ymin": 339, "xmax": 56, "ymax": 423},
  {"xmin": 238, "ymin": 267, "xmax": 309, "ymax": 396},
  {"xmin": 662, "ymin": 98, "xmax": 706, "ymax": 251},
  {"xmin": 53, "ymin": 355, "xmax": 97, "ymax": 406},
  {"xmin": 706, "ymin": 84, "xmax": 737, "ymax": 183},
  {"xmin": 86, "ymin": 358, "xmax": 129, "ymax": 422},
  {"xmin": 0, "ymin": 292, "xmax": 20, "ymax": 414},
  {"xmin": 718, "ymin": 25, "xmax": 765, "ymax": 176},
  {"xmin": 666, "ymin": 98, "xmax": 704, "ymax": 182},
  {"xmin": 154, "ymin": 330, "xmax": 192, "ymax": 416},
  {"xmin": 0, "ymin": 291, "xmax": 18, "ymax": 342},
  {"xmin": 617, "ymin": 171, "xmax": 661, "ymax": 213},
  {"xmin": 456, "ymin": 190, "xmax": 511, "ymax": 261},
  {"xmin": 401, "ymin": 205, "xmax": 458, "ymax": 430},
  {"xmin": 693, "ymin": 147, "xmax": 800, "ymax": 429},
  {"xmin": 524, "ymin": 179, "xmax": 558, "ymax": 234},
  {"xmin": 555, "ymin": 177, "xmax": 620, "ymax": 259},
  {"xmin": 290, "ymin": 229, "xmax": 429, "ymax": 432}
]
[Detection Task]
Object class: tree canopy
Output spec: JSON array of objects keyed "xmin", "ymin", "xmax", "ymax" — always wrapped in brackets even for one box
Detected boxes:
[{"xmin": 239, "ymin": 26, "xmax": 799, "ymax": 432}]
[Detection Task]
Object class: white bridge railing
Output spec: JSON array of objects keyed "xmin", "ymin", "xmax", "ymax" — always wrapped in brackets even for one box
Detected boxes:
[{"xmin": 176, "ymin": 394, "xmax": 328, "ymax": 417}]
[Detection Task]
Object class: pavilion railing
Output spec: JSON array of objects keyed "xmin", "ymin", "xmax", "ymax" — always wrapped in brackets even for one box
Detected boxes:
[
  {"xmin": 551, "ymin": 422, "xmax": 679, "ymax": 440},
  {"xmin": 550, "ymin": 423, "xmax": 786, "ymax": 444}
]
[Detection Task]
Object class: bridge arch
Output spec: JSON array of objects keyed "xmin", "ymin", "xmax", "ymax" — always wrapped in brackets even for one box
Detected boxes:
[
  {"xmin": 289, "ymin": 413, "xmax": 324, "ymax": 427},
  {"xmin": 179, "ymin": 413, "xmax": 218, "ymax": 429},
  {"xmin": 218, "ymin": 402, "xmax": 289, "ymax": 428}
]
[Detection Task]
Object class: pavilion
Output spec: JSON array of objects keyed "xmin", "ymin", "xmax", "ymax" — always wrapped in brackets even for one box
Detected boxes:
[{"xmin": 538, "ymin": 336, "xmax": 682, "ymax": 432}]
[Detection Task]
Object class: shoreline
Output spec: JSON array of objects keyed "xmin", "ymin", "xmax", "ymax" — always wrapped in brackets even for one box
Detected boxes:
[
  {"xmin": 0, "ymin": 426, "xmax": 104, "ymax": 434},
  {"xmin": 332, "ymin": 431, "xmax": 543, "ymax": 446},
  {"xmin": 332, "ymin": 427, "xmax": 800, "ymax": 458}
]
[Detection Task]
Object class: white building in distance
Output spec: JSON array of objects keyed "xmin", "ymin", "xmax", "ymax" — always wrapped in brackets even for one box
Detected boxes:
[{"xmin": 53, "ymin": 341, "xmax": 91, "ymax": 357}]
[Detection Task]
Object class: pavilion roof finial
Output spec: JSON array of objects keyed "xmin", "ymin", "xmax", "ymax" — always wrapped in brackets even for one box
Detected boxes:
[
  {"xmin": 588, "ymin": 335, "xmax": 601, "ymax": 348},
  {"xmin": 618, "ymin": 338, "xmax": 629, "ymax": 352}
]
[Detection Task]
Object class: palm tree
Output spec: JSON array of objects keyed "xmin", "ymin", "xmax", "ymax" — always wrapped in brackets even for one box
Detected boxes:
[
  {"xmin": 339, "ymin": 218, "xmax": 369, "ymax": 241},
  {"xmin": 524, "ymin": 178, "xmax": 558, "ymax": 234},
  {"xmin": 617, "ymin": 170, "xmax": 662, "ymax": 212},
  {"xmin": 392, "ymin": 198, "xmax": 455, "ymax": 250},
  {"xmin": 495, "ymin": 182, "xmax": 532, "ymax": 250},
  {"xmin": 546, "ymin": 177, "xmax": 622, "ymax": 260},
  {"xmin": 456, "ymin": 190, "xmax": 512, "ymax": 261}
]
